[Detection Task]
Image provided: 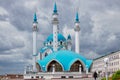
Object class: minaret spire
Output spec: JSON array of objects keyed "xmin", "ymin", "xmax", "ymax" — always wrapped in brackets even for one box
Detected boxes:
[
  {"xmin": 52, "ymin": 2, "xmax": 59, "ymax": 52},
  {"xmin": 74, "ymin": 12, "xmax": 80, "ymax": 53},
  {"xmin": 33, "ymin": 12, "xmax": 37, "ymax": 23},
  {"xmin": 76, "ymin": 12, "xmax": 79, "ymax": 22},
  {"xmin": 53, "ymin": 2, "xmax": 57, "ymax": 13}
]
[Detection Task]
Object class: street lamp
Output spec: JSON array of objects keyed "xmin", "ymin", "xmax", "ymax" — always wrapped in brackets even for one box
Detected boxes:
[{"xmin": 104, "ymin": 58, "xmax": 109, "ymax": 80}]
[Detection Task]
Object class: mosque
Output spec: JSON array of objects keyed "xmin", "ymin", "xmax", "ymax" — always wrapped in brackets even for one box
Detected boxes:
[{"xmin": 24, "ymin": 3, "xmax": 93, "ymax": 80}]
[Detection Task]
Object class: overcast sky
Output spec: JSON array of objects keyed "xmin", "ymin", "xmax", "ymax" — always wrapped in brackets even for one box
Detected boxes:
[{"xmin": 0, "ymin": 0, "xmax": 120, "ymax": 74}]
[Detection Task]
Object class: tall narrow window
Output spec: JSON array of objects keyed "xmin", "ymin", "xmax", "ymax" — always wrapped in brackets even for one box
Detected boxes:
[{"xmin": 45, "ymin": 53, "xmax": 48, "ymax": 57}]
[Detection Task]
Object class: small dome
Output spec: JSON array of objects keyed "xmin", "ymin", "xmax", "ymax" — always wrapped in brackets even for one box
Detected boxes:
[
  {"xmin": 67, "ymin": 34, "xmax": 71, "ymax": 40},
  {"xmin": 45, "ymin": 33, "xmax": 66, "ymax": 43}
]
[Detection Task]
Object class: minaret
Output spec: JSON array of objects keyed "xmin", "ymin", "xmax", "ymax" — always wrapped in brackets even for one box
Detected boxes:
[
  {"xmin": 74, "ymin": 12, "xmax": 80, "ymax": 53},
  {"xmin": 32, "ymin": 13, "xmax": 38, "ymax": 72},
  {"xmin": 52, "ymin": 3, "xmax": 59, "ymax": 52}
]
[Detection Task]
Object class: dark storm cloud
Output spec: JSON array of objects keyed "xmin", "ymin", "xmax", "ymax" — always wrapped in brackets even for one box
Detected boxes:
[
  {"xmin": 0, "ymin": 26, "xmax": 25, "ymax": 53},
  {"xmin": 0, "ymin": 15, "xmax": 8, "ymax": 21},
  {"xmin": 0, "ymin": 0, "xmax": 35, "ymax": 32},
  {"xmin": 0, "ymin": 60, "xmax": 26, "ymax": 74},
  {"xmin": 80, "ymin": 13, "xmax": 93, "ymax": 34},
  {"xmin": 0, "ymin": 37, "xmax": 25, "ymax": 53}
]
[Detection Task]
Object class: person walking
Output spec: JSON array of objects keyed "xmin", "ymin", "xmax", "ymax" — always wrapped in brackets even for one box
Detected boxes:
[{"xmin": 93, "ymin": 71, "xmax": 98, "ymax": 80}]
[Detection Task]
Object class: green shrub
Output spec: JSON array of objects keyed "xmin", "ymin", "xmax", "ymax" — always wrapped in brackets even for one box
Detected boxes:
[
  {"xmin": 101, "ymin": 77, "xmax": 106, "ymax": 80},
  {"xmin": 112, "ymin": 70, "xmax": 120, "ymax": 80}
]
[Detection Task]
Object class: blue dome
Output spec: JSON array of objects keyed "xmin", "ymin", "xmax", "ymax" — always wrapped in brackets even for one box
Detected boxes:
[
  {"xmin": 67, "ymin": 34, "xmax": 71, "ymax": 40},
  {"xmin": 45, "ymin": 33, "xmax": 66, "ymax": 43},
  {"xmin": 37, "ymin": 50, "xmax": 92, "ymax": 71}
]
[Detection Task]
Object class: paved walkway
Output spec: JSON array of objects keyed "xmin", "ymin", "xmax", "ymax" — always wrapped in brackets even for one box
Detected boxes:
[
  {"xmin": 52, "ymin": 77, "xmax": 102, "ymax": 80},
  {"xmin": 79, "ymin": 78, "xmax": 102, "ymax": 80}
]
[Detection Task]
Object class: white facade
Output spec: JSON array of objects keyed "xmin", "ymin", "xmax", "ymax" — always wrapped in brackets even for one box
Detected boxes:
[{"xmin": 91, "ymin": 51, "xmax": 120, "ymax": 77}]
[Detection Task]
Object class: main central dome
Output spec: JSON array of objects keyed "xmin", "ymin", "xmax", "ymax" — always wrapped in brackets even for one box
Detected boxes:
[{"xmin": 45, "ymin": 33, "xmax": 66, "ymax": 42}]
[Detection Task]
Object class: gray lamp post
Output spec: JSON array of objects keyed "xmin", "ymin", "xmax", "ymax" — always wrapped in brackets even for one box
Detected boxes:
[{"xmin": 104, "ymin": 58, "xmax": 109, "ymax": 80}]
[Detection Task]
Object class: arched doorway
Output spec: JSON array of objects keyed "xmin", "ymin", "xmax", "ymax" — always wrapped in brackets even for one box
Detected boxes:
[
  {"xmin": 36, "ymin": 63, "xmax": 41, "ymax": 72},
  {"xmin": 47, "ymin": 60, "xmax": 63, "ymax": 72},
  {"xmin": 70, "ymin": 60, "xmax": 84, "ymax": 72}
]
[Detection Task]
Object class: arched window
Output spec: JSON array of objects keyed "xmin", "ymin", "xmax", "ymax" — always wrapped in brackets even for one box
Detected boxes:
[
  {"xmin": 60, "ymin": 41, "xmax": 62, "ymax": 45},
  {"xmin": 50, "ymin": 41, "xmax": 52, "ymax": 45},
  {"xmin": 45, "ymin": 53, "xmax": 48, "ymax": 57},
  {"xmin": 47, "ymin": 60, "xmax": 63, "ymax": 72},
  {"xmin": 70, "ymin": 60, "xmax": 84, "ymax": 72}
]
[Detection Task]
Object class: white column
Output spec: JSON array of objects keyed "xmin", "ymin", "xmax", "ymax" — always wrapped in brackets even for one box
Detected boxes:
[
  {"xmin": 105, "ymin": 65, "xmax": 108, "ymax": 80},
  {"xmin": 53, "ymin": 24, "xmax": 58, "ymax": 52},
  {"xmin": 32, "ymin": 57, "xmax": 37, "ymax": 72},
  {"xmin": 75, "ymin": 31, "xmax": 80, "ymax": 53},
  {"xmin": 24, "ymin": 67, "xmax": 26, "ymax": 74},
  {"xmin": 33, "ymin": 31, "xmax": 37, "ymax": 72},
  {"xmin": 86, "ymin": 65, "xmax": 88, "ymax": 74},
  {"xmin": 79, "ymin": 64, "xmax": 81, "ymax": 74},
  {"xmin": 104, "ymin": 58, "xmax": 109, "ymax": 80},
  {"xmin": 52, "ymin": 64, "xmax": 55, "ymax": 74}
]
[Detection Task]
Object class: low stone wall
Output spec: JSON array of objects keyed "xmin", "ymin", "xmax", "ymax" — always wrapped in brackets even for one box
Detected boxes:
[{"xmin": 24, "ymin": 72, "xmax": 94, "ymax": 80}]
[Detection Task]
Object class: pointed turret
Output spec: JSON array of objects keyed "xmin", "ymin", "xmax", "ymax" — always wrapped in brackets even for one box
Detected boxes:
[
  {"xmin": 74, "ymin": 12, "xmax": 80, "ymax": 31},
  {"xmin": 33, "ymin": 13, "xmax": 37, "ymax": 23},
  {"xmin": 53, "ymin": 2, "xmax": 57, "ymax": 14},
  {"xmin": 33, "ymin": 13, "xmax": 38, "ymax": 31},
  {"xmin": 67, "ymin": 34, "xmax": 71, "ymax": 40},
  {"xmin": 75, "ymin": 12, "xmax": 79, "ymax": 22}
]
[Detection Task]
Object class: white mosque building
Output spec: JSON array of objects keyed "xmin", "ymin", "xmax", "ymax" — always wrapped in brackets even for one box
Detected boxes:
[{"xmin": 24, "ymin": 3, "xmax": 93, "ymax": 80}]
